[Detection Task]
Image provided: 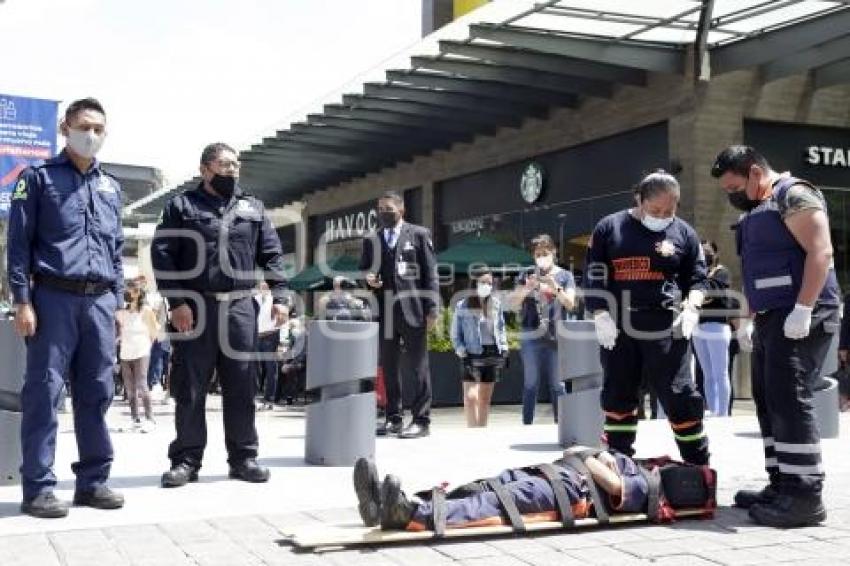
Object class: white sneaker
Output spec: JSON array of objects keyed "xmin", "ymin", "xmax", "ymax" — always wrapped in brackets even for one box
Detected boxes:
[
  {"xmin": 131, "ymin": 418, "xmax": 142, "ymax": 432},
  {"xmin": 140, "ymin": 419, "xmax": 156, "ymax": 433}
]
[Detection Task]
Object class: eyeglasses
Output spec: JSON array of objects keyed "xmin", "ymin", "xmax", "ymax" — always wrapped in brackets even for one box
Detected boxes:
[{"xmin": 213, "ymin": 159, "xmax": 241, "ymax": 170}]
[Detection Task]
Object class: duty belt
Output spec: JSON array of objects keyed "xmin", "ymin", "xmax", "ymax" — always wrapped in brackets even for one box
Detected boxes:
[
  {"xmin": 35, "ymin": 273, "xmax": 112, "ymax": 296},
  {"xmin": 203, "ymin": 290, "xmax": 256, "ymax": 301}
]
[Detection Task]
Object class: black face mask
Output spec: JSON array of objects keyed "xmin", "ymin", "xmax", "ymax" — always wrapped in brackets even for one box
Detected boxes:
[
  {"xmin": 210, "ymin": 174, "xmax": 237, "ymax": 199},
  {"xmin": 727, "ymin": 189, "xmax": 759, "ymax": 212},
  {"xmin": 704, "ymin": 253, "xmax": 716, "ymax": 266},
  {"xmin": 378, "ymin": 211, "xmax": 399, "ymax": 228}
]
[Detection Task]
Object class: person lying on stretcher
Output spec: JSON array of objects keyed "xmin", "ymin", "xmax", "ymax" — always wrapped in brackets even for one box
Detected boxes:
[{"xmin": 353, "ymin": 448, "xmax": 716, "ymax": 532}]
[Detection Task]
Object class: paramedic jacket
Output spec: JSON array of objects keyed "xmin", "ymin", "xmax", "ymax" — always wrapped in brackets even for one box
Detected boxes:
[{"xmin": 584, "ymin": 210, "xmax": 707, "ymax": 316}]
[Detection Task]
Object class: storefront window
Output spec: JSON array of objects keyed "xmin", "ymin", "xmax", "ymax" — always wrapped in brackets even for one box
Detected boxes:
[{"xmin": 823, "ymin": 188, "xmax": 850, "ymax": 293}]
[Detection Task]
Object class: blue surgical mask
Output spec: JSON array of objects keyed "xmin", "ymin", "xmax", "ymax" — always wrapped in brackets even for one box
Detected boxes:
[{"xmin": 642, "ymin": 214, "xmax": 674, "ymax": 232}]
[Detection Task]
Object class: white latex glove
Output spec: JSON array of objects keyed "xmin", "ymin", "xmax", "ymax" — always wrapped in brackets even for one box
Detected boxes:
[
  {"xmin": 455, "ymin": 347, "xmax": 467, "ymax": 358},
  {"xmin": 593, "ymin": 311, "xmax": 618, "ymax": 350},
  {"xmin": 783, "ymin": 304, "xmax": 813, "ymax": 340},
  {"xmin": 737, "ymin": 320, "xmax": 754, "ymax": 352},
  {"xmin": 674, "ymin": 302, "xmax": 700, "ymax": 340}
]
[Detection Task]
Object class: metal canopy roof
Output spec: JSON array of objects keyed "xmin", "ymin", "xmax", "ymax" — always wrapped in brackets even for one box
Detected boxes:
[{"xmin": 127, "ymin": 0, "xmax": 850, "ymax": 218}]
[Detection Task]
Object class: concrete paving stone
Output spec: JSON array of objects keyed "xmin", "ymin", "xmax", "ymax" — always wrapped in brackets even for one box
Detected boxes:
[
  {"xmin": 578, "ymin": 526, "xmax": 647, "ymax": 544},
  {"xmin": 158, "ymin": 520, "xmax": 221, "ymax": 544},
  {"xmin": 535, "ymin": 531, "xmax": 616, "ymax": 551},
  {"xmin": 651, "ymin": 556, "xmax": 719, "ymax": 566},
  {"xmin": 431, "ymin": 540, "xmax": 504, "ymax": 560},
  {"xmin": 260, "ymin": 512, "xmax": 326, "ymax": 534},
  {"xmin": 695, "ymin": 547, "xmax": 773, "ymax": 565},
  {"xmin": 305, "ymin": 507, "xmax": 362, "ymax": 525},
  {"xmin": 703, "ymin": 529, "xmax": 812, "ymax": 549},
  {"xmin": 513, "ymin": 551, "xmax": 589, "ymax": 566},
  {"xmin": 63, "ymin": 554, "xmax": 129, "ymax": 566},
  {"xmin": 319, "ymin": 548, "xmax": 403, "ymax": 566},
  {"xmin": 378, "ymin": 544, "xmax": 457, "ymax": 565},
  {"xmin": 789, "ymin": 526, "xmax": 850, "ymax": 541},
  {"xmin": 612, "ymin": 539, "xmax": 692, "ymax": 559},
  {"xmin": 786, "ymin": 539, "xmax": 850, "ymax": 558},
  {"xmin": 458, "ymin": 555, "xmax": 530, "ymax": 566},
  {"xmin": 209, "ymin": 515, "xmax": 282, "ymax": 541},
  {"xmin": 483, "ymin": 536, "xmax": 557, "ymax": 556},
  {"xmin": 628, "ymin": 524, "xmax": 706, "ymax": 541},
  {"xmin": 564, "ymin": 545, "xmax": 649, "ymax": 565},
  {"xmin": 743, "ymin": 543, "xmax": 820, "ymax": 563},
  {"xmin": 179, "ymin": 540, "xmax": 263, "ymax": 565}
]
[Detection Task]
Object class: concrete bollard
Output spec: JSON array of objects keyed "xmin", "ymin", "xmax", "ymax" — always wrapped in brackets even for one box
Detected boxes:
[
  {"xmin": 814, "ymin": 327, "xmax": 840, "ymax": 440},
  {"xmin": 0, "ymin": 319, "xmax": 26, "ymax": 485},
  {"xmin": 556, "ymin": 320, "xmax": 604, "ymax": 448},
  {"xmin": 304, "ymin": 320, "xmax": 378, "ymax": 466}
]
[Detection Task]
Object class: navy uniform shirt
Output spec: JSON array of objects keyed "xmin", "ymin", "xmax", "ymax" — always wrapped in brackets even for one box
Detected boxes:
[
  {"xmin": 151, "ymin": 183, "xmax": 288, "ymax": 309},
  {"xmin": 584, "ymin": 210, "xmax": 707, "ymax": 313},
  {"xmin": 6, "ymin": 150, "xmax": 124, "ymax": 304}
]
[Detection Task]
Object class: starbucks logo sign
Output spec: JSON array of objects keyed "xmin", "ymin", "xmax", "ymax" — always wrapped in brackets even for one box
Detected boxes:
[{"xmin": 520, "ymin": 162, "xmax": 544, "ymax": 204}]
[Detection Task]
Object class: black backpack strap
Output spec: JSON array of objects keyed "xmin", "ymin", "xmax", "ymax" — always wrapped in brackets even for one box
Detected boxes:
[
  {"xmin": 563, "ymin": 455, "xmax": 609, "ymax": 524},
  {"xmin": 535, "ymin": 463, "xmax": 575, "ymax": 528},
  {"xmin": 485, "ymin": 478, "xmax": 526, "ymax": 532},
  {"xmin": 432, "ymin": 487, "xmax": 447, "ymax": 537}
]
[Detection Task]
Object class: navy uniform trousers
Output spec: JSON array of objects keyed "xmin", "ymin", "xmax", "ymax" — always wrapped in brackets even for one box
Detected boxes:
[
  {"xmin": 20, "ymin": 285, "xmax": 117, "ymax": 501},
  {"xmin": 753, "ymin": 304, "xmax": 838, "ymax": 495},
  {"xmin": 168, "ymin": 296, "xmax": 259, "ymax": 469},
  {"xmin": 600, "ymin": 310, "xmax": 709, "ymax": 465}
]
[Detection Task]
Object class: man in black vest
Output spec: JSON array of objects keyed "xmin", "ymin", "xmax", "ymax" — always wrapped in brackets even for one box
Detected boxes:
[
  {"xmin": 360, "ymin": 191, "xmax": 439, "ymax": 439},
  {"xmin": 712, "ymin": 145, "xmax": 840, "ymax": 528}
]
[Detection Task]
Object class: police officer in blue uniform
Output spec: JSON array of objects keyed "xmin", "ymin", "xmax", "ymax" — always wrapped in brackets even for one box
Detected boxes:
[
  {"xmin": 7, "ymin": 98, "xmax": 125, "ymax": 518},
  {"xmin": 585, "ymin": 170, "xmax": 710, "ymax": 467},
  {"xmin": 152, "ymin": 142, "xmax": 289, "ymax": 487},
  {"xmin": 712, "ymin": 146, "xmax": 840, "ymax": 528}
]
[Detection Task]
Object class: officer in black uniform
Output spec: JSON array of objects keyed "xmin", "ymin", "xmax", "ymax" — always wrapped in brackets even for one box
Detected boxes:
[
  {"xmin": 151, "ymin": 142, "xmax": 289, "ymax": 487},
  {"xmin": 712, "ymin": 146, "xmax": 840, "ymax": 528},
  {"xmin": 360, "ymin": 190, "xmax": 439, "ymax": 439},
  {"xmin": 584, "ymin": 170, "xmax": 709, "ymax": 466}
]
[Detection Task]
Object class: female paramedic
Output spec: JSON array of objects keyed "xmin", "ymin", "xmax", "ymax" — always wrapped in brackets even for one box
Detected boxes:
[{"xmin": 584, "ymin": 170, "xmax": 710, "ymax": 466}]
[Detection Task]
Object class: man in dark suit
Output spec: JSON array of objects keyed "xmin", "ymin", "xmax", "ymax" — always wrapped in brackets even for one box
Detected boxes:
[{"xmin": 360, "ymin": 191, "xmax": 439, "ymax": 439}]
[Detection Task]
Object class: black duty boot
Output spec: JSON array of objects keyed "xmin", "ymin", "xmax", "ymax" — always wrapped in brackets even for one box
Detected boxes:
[
  {"xmin": 73, "ymin": 486, "xmax": 125, "ymax": 509},
  {"xmin": 353, "ymin": 457, "xmax": 381, "ymax": 527},
  {"xmin": 21, "ymin": 492, "xmax": 70, "ymax": 519},
  {"xmin": 380, "ymin": 474, "xmax": 416, "ymax": 530},
  {"xmin": 376, "ymin": 420, "xmax": 403, "ymax": 437},
  {"xmin": 749, "ymin": 492, "xmax": 826, "ymax": 528},
  {"xmin": 734, "ymin": 483, "xmax": 780, "ymax": 509},
  {"xmin": 161, "ymin": 462, "xmax": 199, "ymax": 488},
  {"xmin": 229, "ymin": 459, "xmax": 270, "ymax": 483}
]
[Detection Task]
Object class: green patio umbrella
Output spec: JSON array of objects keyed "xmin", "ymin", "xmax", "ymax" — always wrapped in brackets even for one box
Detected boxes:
[
  {"xmin": 437, "ymin": 236, "xmax": 533, "ymax": 275},
  {"xmin": 287, "ymin": 255, "xmax": 361, "ymax": 291}
]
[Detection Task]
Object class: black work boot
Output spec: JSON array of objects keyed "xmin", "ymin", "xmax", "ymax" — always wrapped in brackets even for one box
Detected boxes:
[
  {"xmin": 161, "ymin": 462, "xmax": 199, "ymax": 488},
  {"xmin": 749, "ymin": 492, "xmax": 826, "ymax": 528},
  {"xmin": 353, "ymin": 457, "xmax": 381, "ymax": 527},
  {"xmin": 734, "ymin": 483, "xmax": 780, "ymax": 509},
  {"xmin": 380, "ymin": 474, "xmax": 415, "ymax": 530},
  {"xmin": 229, "ymin": 459, "xmax": 270, "ymax": 483},
  {"xmin": 73, "ymin": 486, "xmax": 124, "ymax": 510},
  {"xmin": 21, "ymin": 492, "xmax": 70, "ymax": 519}
]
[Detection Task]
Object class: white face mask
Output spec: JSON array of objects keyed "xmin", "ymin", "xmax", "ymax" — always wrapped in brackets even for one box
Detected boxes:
[
  {"xmin": 476, "ymin": 283, "xmax": 492, "ymax": 298},
  {"xmin": 67, "ymin": 128, "xmax": 105, "ymax": 159},
  {"xmin": 641, "ymin": 214, "xmax": 674, "ymax": 232},
  {"xmin": 535, "ymin": 253, "xmax": 554, "ymax": 272}
]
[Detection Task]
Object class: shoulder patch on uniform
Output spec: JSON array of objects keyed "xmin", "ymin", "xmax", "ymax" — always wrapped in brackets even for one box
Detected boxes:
[
  {"xmin": 12, "ymin": 178, "xmax": 27, "ymax": 200},
  {"xmin": 96, "ymin": 176, "xmax": 117, "ymax": 193}
]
